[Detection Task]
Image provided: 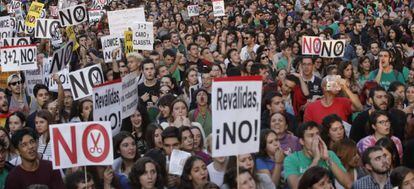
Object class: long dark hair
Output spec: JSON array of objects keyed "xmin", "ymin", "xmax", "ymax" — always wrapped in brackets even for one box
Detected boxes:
[
  {"xmin": 376, "ymin": 137, "xmax": 401, "ymax": 168},
  {"xmin": 257, "ymin": 129, "xmax": 277, "ymax": 158},
  {"xmin": 5, "ymin": 111, "xmax": 26, "ymax": 133},
  {"xmin": 298, "ymin": 166, "xmax": 332, "ymax": 189},
  {"xmin": 121, "ymin": 105, "xmax": 150, "ymax": 138},
  {"xmin": 113, "ymin": 131, "xmax": 140, "ymax": 161},
  {"xmin": 321, "ymin": 114, "xmax": 345, "ymax": 148},
  {"xmin": 145, "ymin": 123, "xmax": 163, "ymax": 149},
  {"xmin": 129, "ymin": 157, "xmax": 165, "ymax": 189},
  {"xmin": 180, "ymin": 156, "xmax": 208, "ymax": 189}
]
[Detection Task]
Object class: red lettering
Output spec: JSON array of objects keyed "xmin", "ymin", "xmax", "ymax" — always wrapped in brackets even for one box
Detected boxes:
[
  {"xmin": 302, "ymin": 37, "xmax": 311, "ymax": 54},
  {"xmin": 52, "ymin": 126, "xmax": 77, "ymax": 166},
  {"xmin": 313, "ymin": 38, "xmax": 321, "ymax": 54},
  {"xmin": 82, "ymin": 124, "xmax": 110, "ymax": 162}
]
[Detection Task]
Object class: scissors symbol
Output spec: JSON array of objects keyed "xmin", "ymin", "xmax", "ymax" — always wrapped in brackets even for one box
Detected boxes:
[{"xmin": 89, "ymin": 132, "xmax": 102, "ymax": 153}]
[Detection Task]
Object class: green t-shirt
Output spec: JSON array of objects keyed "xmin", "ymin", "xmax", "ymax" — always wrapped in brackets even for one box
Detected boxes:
[
  {"xmin": 277, "ymin": 57, "xmax": 289, "ymax": 70},
  {"xmin": 368, "ymin": 69, "xmax": 405, "ymax": 90},
  {"xmin": 283, "ymin": 150, "xmax": 346, "ymax": 179},
  {"xmin": 0, "ymin": 169, "xmax": 8, "ymax": 189}
]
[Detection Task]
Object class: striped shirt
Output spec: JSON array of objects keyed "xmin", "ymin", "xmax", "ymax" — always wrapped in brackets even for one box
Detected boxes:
[{"xmin": 352, "ymin": 175, "xmax": 392, "ymax": 189}]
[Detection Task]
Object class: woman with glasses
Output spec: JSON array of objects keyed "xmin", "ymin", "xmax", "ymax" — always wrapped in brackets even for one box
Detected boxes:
[{"xmin": 356, "ymin": 111, "xmax": 403, "ymax": 159}]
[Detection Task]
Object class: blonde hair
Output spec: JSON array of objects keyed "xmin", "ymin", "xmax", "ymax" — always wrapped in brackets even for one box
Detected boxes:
[{"xmin": 126, "ymin": 52, "xmax": 144, "ymax": 62}]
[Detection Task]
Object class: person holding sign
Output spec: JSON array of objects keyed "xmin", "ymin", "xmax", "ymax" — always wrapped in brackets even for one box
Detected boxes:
[{"xmin": 5, "ymin": 128, "xmax": 64, "ymax": 188}]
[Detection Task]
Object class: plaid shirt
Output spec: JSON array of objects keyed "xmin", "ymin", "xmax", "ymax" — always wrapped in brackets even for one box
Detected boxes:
[{"xmin": 352, "ymin": 175, "xmax": 392, "ymax": 189}]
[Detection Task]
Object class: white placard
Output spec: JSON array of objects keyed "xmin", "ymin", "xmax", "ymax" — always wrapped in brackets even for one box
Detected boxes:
[
  {"xmin": 0, "ymin": 45, "xmax": 37, "ymax": 72},
  {"xmin": 212, "ymin": 0, "xmax": 225, "ymax": 17},
  {"xmin": 319, "ymin": 39, "xmax": 346, "ymax": 58},
  {"xmin": 44, "ymin": 69, "xmax": 71, "ymax": 92},
  {"xmin": 34, "ymin": 19, "xmax": 61, "ymax": 39},
  {"xmin": 49, "ymin": 121, "xmax": 113, "ymax": 169},
  {"xmin": 93, "ymin": 80, "xmax": 123, "ymax": 135},
  {"xmin": 132, "ymin": 22, "xmax": 154, "ymax": 51},
  {"xmin": 58, "ymin": 4, "xmax": 88, "ymax": 27},
  {"xmin": 101, "ymin": 35, "xmax": 121, "ymax": 63},
  {"xmin": 187, "ymin": 5, "xmax": 200, "ymax": 17},
  {"xmin": 301, "ymin": 36, "xmax": 322, "ymax": 55},
  {"xmin": 7, "ymin": 1, "xmax": 22, "ymax": 14},
  {"xmin": 88, "ymin": 9, "xmax": 106, "ymax": 23},
  {"xmin": 121, "ymin": 73, "xmax": 138, "ymax": 119},
  {"xmin": 68, "ymin": 64, "xmax": 104, "ymax": 100},
  {"xmin": 25, "ymin": 69, "xmax": 44, "ymax": 97},
  {"xmin": 107, "ymin": 8, "xmax": 145, "ymax": 37},
  {"xmin": 212, "ymin": 76, "xmax": 262, "ymax": 157},
  {"xmin": 169, "ymin": 149, "xmax": 191, "ymax": 176},
  {"xmin": 0, "ymin": 27, "xmax": 12, "ymax": 39},
  {"xmin": 49, "ymin": 41, "xmax": 74, "ymax": 74},
  {"xmin": 1, "ymin": 37, "xmax": 31, "ymax": 47}
]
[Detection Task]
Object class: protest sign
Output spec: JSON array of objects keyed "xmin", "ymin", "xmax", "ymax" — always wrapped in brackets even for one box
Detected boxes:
[
  {"xmin": 25, "ymin": 69, "xmax": 44, "ymax": 96},
  {"xmin": 1, "ymin": 37, "xmax": 31, "ymax": 47},
  {"xmin": 107, "ymin": 8, "xmax": 145, "ymax": 37},
  {"xmin": 0, "ymin": 16, "xmax": 11, "ymax": 29},
  {"xmin": 58, "ymin": 4, "xmax": 88, "ymax": 27},
  {"xmin": 0, "ymin": 45, "xmax": 37, "ymax": 72},
  {"xmin": 44, "ymin": 69, "xmax": 71, "ymax": 92},
  {"xmin": 187, "ymin": 5, "xmax": 200, "ymax": 17},
  {"xmin": 301, "ymin": 36, "xmax": 322, "ymax": 55},
  {"xmin": 132, "ymin": 22, "xmax": 154, "ymax": 51},
  {"xmin": 319, "ymin": 39, "xmax": 346, "ymax": 58},
  {"xmin": 88, "ymin": 9, "xmax": 106, "ymax": 23},
  {"xmin": 49, "ymin": 6, "xmax": 59, "ymax": 18},
  {"xmin": 49, "ymin": 41, "xmax": 74, "ymax": 74},
  {"xmin": 9, "ymin": 17, "xmax": 26, "ymax": 34},
  {"xmin": 68, "ymin": 64, "xmax": 104, "ymax": 100},
  {"xmin": 91, "ymin": 0, "xmax": 112, "ymax": 9},
  {"xmin": 211, "ymin": 76, "xmax": 262, "ymax": 157},
  {"xmin": 34, "ymin": 19, "xmax": 61, "ymax": 39},
  {"xmin": 169, "ymin": 149, "xmax": 191, "ymax": 176},
  {"xmin": 121, "ymin": 73, "xmax": 138, "ymax": 119},
  {"xmin": 0, "ymin": 28, "xmax": 12, "ymax": 39},
  {"xmin": 93, "ymin": 80, "xmax": 123, "ymax": 135},
  {"xmin": 66, "ymin": 26, "xmax": 79, "ymax": 51},
  {"xmin": 101, "ymin": 35, "xmax": 121, "ymax": 63},
  {"xmin": 124, "ymin": 30, "xmax": 133, "ymax": 54},
  {"xmin": 25, "ymin": 2, "xmax": 44, "ymax": 28},
  {"xmin": 212, "ymin": 0, "xmax": 225, "ymax": 17},
  {"xmin": 49, "ymin": 121, "xmax": 113, "ymax": 169},
  {"xmin": 7, "ymin": 1, "xmax": 22, "ymax": 14}
]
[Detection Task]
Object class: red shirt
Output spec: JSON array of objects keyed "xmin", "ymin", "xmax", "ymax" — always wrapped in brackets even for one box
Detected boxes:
[{"xmin": 304, "ymin": 97, "xmax": 352, "ymax": 124}]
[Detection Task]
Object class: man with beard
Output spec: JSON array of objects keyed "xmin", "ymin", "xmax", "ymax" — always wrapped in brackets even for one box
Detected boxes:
[
  {"xmin": 352, "ymin": 146, "xmax": 392, "ymax": 189},
  {"xmin": 350, "ymin": 86, "xmax": 406, "ymax": 142},
  {"xmin": 5, "ymin": 128, "xmax": 64, "ymax": 188},
  {"xmin": 0, "ymin": 89, "xmax": 10, "ymax": 128}
]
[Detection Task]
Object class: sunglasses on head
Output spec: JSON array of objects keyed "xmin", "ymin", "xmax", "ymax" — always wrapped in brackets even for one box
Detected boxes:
[{"xmin": 9, "ymin": 81, "xmax": 21, "ymax": 86}]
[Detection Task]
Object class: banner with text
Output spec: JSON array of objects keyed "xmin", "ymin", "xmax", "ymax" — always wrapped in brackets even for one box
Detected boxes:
[
  {"xmin": 301, "ymin": 36, "xmax": 346, "ymax": 58},
  {"xmin": 49, "ymin": 121, "xmax": 113, "ymax": 169},
  {"xmin": 121, "ymin": 73, "xmax": 138, "ymax": 119},
  {"xmin": 212, "ymin": 0, "xmax": 225, "ymax": 17},
  {"xmin": 187, "ymin": 5, "xmax": 200, "ymax": 17},
  {"xmin": 101, "ymin": 35, "xmax": 121, "ymax": 63},
  {"xmin": 25, "ymin": 2, "xmax": 44, "ymax": 28},
  {"xmin": 58, "ymin": 4, "xmax": 88, "ymax": 27},
  {"xmin": 107, "ymin": 8, "xmax": 145, "ymax": 37},
  {"xmin": 93, "ymin": 80, "xmax": 123, "ymax": 135},
  {"xmin": 0, "ymin": 45, "xmax": 37, "ymax": 72},
  {"xmin": 132, "ymin": 22, "xmax": 154, "ymax": 51},
  {"xmin": 68, "ymin": 64, "xmax": 104, "ymax": 100},
  {"xmin": 212, "ymin": 76, "xmax": 262, "ymax": 157}
]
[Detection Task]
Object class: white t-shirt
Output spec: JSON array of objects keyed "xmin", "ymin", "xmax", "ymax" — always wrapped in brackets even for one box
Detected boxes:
[{"xmin": 207, "ymin": 163, "xmax": 225, "ymax": 187}]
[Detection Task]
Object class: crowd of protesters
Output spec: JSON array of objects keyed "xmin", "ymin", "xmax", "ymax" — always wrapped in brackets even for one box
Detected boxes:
[{"xmin": 1, "ymin": 0, "xmax": 414, "ymax": 188}]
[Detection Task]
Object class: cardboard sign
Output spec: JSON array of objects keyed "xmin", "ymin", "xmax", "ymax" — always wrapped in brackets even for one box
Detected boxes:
[
  {"xmin": 49, "ymin": 41, "xmax": 74, "ymax": 74},
  {"xmin": 65, "ymin": 26, "xmax": 79, "ymax": 51},
  {"xmin": 169, "ymin": 149, "xmax": 191, "ymax": 176},
  {"xmin": 68, "ymin": 64, "xmax": 104, "ymax": 100},
  {"xmin": 211, "ymin": 76, "xmax": 262, "ymax": 157},
  {"xmin": 58, "ymin": 4, "xmax": 88, "ymax": 27},
  {"xmin": 93, "ymin": 80, "xmax": 123, "ymax": 135},
  {"xmin": 187, "ymin": 5, "xmax": 200, "ymax": 17},
  {"xmin": 0, "ymin": 45, "xmax": 37, "ymax": 72},
  {"xmin": 101, "ymin": 35, "xmax": 121, "ymax": 63},
  {"xmin": 301, "ymin": 36, "xmax": 322, "ymax": 55},
  {"xmin": 25, "ymin": 69, "xmax": 44, "ymax": 96},
  {"xmin": 319, "ymin": 39, "xmax": 346, "ymax": 58},
  {"xmin": 107, "ymin": 8, "xmax": 145, "ymax": 37},
  {"xmin": 25, "ymin": 2, "xmax": 44, "ymax": 28},
  {"xmin": 212, "ymin": 0, "xmax": 225, "ymax": 17},
  {"xmin": 121, "ymin": 73, "xmax": 138, "ymax": 119},
  {"xmin": 35, "ymin": 19, "xmax": 61, "ymax": 39},
  {"xmin": 44, "ymin": 69, "xmax": 71, "ymax": 92},
  {"xmin": 132, "ymin": 22, "xmax": 154, "ymax": 51},
  {"xmin": 1, "ymin": 37, "xmax": 31, "ymax": 47},
  {"xmin": 49, "ymin": 121, "xmax": 113, "ymax": 169},
  {"xmin": 124, "ymin": 30, "xmax": 133, "ymax": 54},
  {"xmin": 88, "ymin": 9, "xmax": 106, "ymax": 23}
]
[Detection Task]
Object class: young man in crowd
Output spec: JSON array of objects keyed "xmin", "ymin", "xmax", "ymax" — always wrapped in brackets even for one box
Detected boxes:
[
  {"xmin": 0, "ymin": 89, "xmax": 10, "ymax": 128},
  {"xmin": 6, "ymin": 74, "xmax": 35, "ymax": 115},
  {"xmin": 5, "ymin": 129, "xmax": 64, "ymax": 188},
  {"xmin": 284, "ymin": 122, "xmax": 352, "ymax": 189},
  {"xmin": 138, "ymin": 59, "xmax": 160, "ymax": 107},
  {"xmin": 368, "ymin": 49, "xmax": 405, "ymax": 90}
]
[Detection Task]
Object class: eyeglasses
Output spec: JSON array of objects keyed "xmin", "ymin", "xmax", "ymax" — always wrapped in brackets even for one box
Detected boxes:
[
  {"xmin": 261, "ymin": 56, "xmax": 268, "ymax": 60},
  {"xmin": 376, "ymin": 120, "xmax": 390, "ymax": 126},
  {"xmin": 9, "ymin": 81, "xmax": 21, "ymax": 86},
  {"xmin": 263, "ymin": 48, "xmax": 269, "ymax": 51},
  {"xmin": 244, "ymin": 37, "xmax": 250, "ymax": 40}
]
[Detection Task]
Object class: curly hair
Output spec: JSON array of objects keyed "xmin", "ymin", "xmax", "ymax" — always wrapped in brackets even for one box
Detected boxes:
[{"xmin": 129, "ymin": 157, "xmax": 164, "ymax": 189}]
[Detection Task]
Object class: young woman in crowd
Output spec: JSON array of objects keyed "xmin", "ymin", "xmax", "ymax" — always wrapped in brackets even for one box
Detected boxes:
[
  {"xmin": 180, "ymin": 156, "xmax": 210, "ymax": 189},
  {"xmin": 376, "ymin": 137, "xmax": 401, "ymax": 168},
  {"xmin": 181, "ymin": 68, "xmax": 200, "ymax": 104},
  {"xmin": 297, "ymin": 166, "xmax": 334, "ymax": 189},
  {"xmin": 121, "ymin": 105, "xmax": 150, "ymax": 155},
  {"xmin": 145, "ymin": 123, "xmax": 164, "ymax": 150},
  {"xmin": 321, "ymin": 114, "xmax": 346, "ymax": 150},
  {"xmin": 0, "ymin": 128, "xmax": 18, "ymax": 164},
  {"xmin": 388, "ymin": 81, "xmax": 406, "ymax": 110},
  {"xmin": 169, "ymin": 99, "xmax": 191, "ymax": 127},
  {"xmin": 269, "ymin": 112, "xmax": 301, "ymax": 154},
  {"xmin": 256, "ymin": 129, "xmax": 284, "ymax": 186},
  {"xmin": 5, "ymin": 111, "xmax": 26, "ymax": 137},
  {"xmin": 390, "ymin": 166, "xmax": 414, "ymax": 189},
  {"xmin": 129, "ymin": 157, "xmax": 165, "ymax": 189},
  {"xmin": 35, "ymin": 110, "xmax": 54, "ymax": 161},
  {"xmin": 190, "ymin": 126, "xmax": 211, "ymax": 164},
  {"xmin": 224, "ymin": 167, "xmax": 257, "ymax": 189},
  {"xmin": 156, "ymin": 94, "xmax": 176, "ymax": 125},
  {"xmin": 357, "ymin": 56, "xmax": 373, "ymax": 87},
  {"xmin": 69, "ymin": 99, "xmax": 93, "ymax": 122},
  {"xmin": 112, "ymin": 131, "xmax": 140, "ymax": 178},
  {"xmin": 338, "ymin": 61, "xmax": 360, "ymax": 94}
]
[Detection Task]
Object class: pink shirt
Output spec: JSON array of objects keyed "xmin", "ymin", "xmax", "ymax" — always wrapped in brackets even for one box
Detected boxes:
[{"xmin": 357, "ymin": 135, "xmax": 403, "ymax": 160}]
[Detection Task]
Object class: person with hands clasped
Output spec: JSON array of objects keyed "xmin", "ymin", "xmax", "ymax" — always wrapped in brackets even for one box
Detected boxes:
[
  {"xmin": 283, "ymin": 122, "xmax": 352, "ymax": 189},
  {"xmin": 368, "ymin": 49, "xmax": 405, "ymax": 90}
]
